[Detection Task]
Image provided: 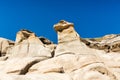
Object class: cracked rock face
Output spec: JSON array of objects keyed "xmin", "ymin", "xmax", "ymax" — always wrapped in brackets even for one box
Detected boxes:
[{"xmin": 0, "ymin": 20, "xmax": 120, "ymax": 80}]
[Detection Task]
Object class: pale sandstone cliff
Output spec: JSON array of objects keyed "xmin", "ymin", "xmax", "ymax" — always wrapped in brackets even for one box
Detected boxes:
[{"xmin": 0, "ymin": 20, "xmax": 120, "ymax": 80}]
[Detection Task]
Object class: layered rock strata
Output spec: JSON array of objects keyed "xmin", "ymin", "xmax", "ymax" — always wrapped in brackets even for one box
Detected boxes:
[
  {"xmin": 54, "ymin": 20, "xmax": 93, "ymax": 56},
  {"xmin": 0, "ymin": 20, "xmax": 119, "ymax": 80}
]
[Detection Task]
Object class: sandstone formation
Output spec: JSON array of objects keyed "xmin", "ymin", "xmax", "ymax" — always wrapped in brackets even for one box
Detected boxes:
[
  {"xmin": 0, "ymin": 38, "xmax": 14, "ymax": 57},
  {"xmin": 8, "ymin": 30, "xmax": 52, "ymax": 58},
  {"xmin": 54, "ymin": 20, "xmax": 94, "ymax": 56},
  {"xmin": 0, "ymin": 20, "xmax": 119, "ymax": 80},
  {"xmin": 81, "ymin": 34, "xmax": 120, "ymax": 52}
]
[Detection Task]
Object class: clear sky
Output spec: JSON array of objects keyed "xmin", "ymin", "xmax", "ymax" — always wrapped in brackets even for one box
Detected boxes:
[{"xmin": 0, "ymin": 0, "xmax": 120, "ymax": 43}]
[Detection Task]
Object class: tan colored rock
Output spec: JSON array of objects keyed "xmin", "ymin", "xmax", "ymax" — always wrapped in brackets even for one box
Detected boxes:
[
  {"xmin": 28, "ymin": 64, "xmax": 64, "ymax": 74},
  {"xmin": 82, "ymin": 34, "xmax": 120, "ymax": 52},
  {"xmin": 0, "ymin": 20, "xmax": 120, "ymax": 80},
  {"xmin": 15, "ymin": 29, "xmax": 37, "ymax": 44},
  {"xmin": 0, "ymin": 38, "xmax": 14, "ymax": 57},
  {"xmin": 25, "ymin": 73, "xmax": 72, "ymax": 80},
  {"xmin": 39, "ymin": 37, "xmax": 53, "ymax": 45},
  {"xmin": 54, "ymin": 20, "xmax": 93, "ymax": 56},
  {"xmin": 0, "ymin": 73, "xmax": 72, "ymax": 80},
  {"xmin": 0, "ymin": 57, "xmax": 46, "ymax": 74},
  {"xmin": 70, "ymin": 63, "xmax": 118, "ymax": 80},
  {"xmin": 8, "ymin": 30, "xmax": 52, "ymax": 58},
  {"xmin": 39, "ymin": 37, "xmax": 56, "ymax": 57},
  {"xmin": 28, "ymin": 54, "xmax": 101, "ymax": 73},
  {"xmin": 0, "ymin": 56, "xmax": 8, "ymax": 61}
]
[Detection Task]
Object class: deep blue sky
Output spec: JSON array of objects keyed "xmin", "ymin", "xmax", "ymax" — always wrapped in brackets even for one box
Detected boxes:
[{"xmin": 0, "ymin": 0, "xmax": 120, "ymax": 43}]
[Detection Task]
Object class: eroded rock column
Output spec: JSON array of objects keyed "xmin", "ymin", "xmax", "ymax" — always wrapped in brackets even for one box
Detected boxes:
[{"xmin": 54, "ymin": 20, "xmax": 90, "ymax": 56}]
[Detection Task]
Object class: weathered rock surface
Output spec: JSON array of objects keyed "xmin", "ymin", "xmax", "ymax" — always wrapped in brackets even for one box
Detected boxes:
[
  {"xmin": 81, "ymin": 34, "xmax": 120, "ymax": 52},
  {"xmin": 54, "ymin": 20, "xmax": 94, "ymax": 56},
  {"xmin": 0, "ymin": 38, "xmax": 14, "ymax": 57},
  {"xmin": 0, "ymin": 20, "xmax": 120, "ymax": 80},
  {"xmin": 0, "ymin": 57, "xmax": 42, "ymax": 74},
  {"xmin": 8, "ymin": 30, "xmax": 52, "ymax": 58},
  {"xmin": 0, "ymin": 73, "xmax": 72, "ymax": 80}
]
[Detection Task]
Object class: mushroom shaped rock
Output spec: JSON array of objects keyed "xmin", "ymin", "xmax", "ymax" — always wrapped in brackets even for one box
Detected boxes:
[{"xmin": 54, "ymin": 20, "xmax": 91, "ymax": 56}]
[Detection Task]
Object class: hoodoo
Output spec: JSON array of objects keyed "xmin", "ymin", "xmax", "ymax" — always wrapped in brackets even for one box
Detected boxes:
[
  {"xmin": 0, "ymin": 20, "xmax": 119, "ymax": 80},
  {"xmin": 54, "ymin": 20, "xmax": 93, "ymax": 56}
]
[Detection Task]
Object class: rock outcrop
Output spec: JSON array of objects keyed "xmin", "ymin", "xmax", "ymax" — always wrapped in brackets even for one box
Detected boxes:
[
  {"xmin": 0, "ymin": 20, "xmax": 120, "ymax": 80},
  {"xmin": 8, "ymin": 30, "xmax": 52, "ymax": 58},
  {"xmin": 54, "ymin": 20, "xmax": 93, "ymax": 56},
  {"xmin": 81, "ymin": 34, "xmax": 120, "ymax": 52},
  {"xmin": 0, "ymin": 38, "xmax": 14, "ymax": 57}
]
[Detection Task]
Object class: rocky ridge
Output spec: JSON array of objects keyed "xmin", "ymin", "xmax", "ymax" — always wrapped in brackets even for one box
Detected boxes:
[{"xmin": 0, "ymin": 20, "xmax": 120, "ymax": 80}]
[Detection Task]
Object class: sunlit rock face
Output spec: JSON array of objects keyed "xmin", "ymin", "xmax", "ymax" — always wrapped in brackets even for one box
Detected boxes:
[
  {"xmin": 0, "ymin": 20, "xmax": 120, "ymax": 80},
  {"xmin": 81, "ymin": 34, "xmax": 120, "ymax": 53},
  {"xmin": 54, "ymin": 20, "xmax": 93, "ymax": 56},
  {"xmin": 7, "ymin": 30, "xmax": 52, "ymax": 58},
  {"xmin": 0, "ymin": 38, "xmax": 14, "ymax": 57}
]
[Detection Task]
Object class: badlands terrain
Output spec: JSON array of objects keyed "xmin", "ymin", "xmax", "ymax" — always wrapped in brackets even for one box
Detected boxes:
[{"xmin": 0, "ymin": 20, "xmax": 120, "ymax": 80}]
